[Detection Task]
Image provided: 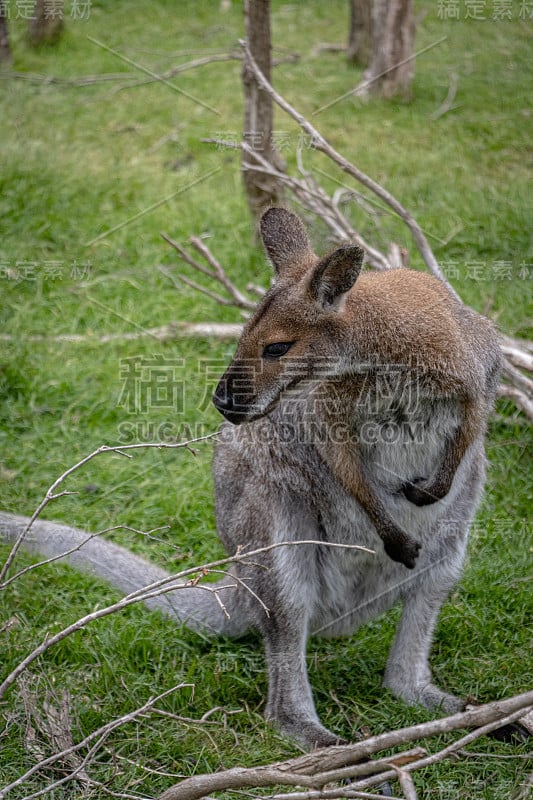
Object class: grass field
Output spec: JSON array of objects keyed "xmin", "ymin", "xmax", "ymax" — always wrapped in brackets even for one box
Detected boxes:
[{"xmin": 0, "ymin": 1, "xmax": 532, "ymax": 797}]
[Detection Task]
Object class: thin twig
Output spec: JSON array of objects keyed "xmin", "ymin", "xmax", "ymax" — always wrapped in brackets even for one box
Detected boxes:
[
  {"xmin": 87, "ymin": 36, "xmax": 220, "ymax": 116},
  {"xmin": 430, "ymin": 72, "xmax": 461, "ymax": 121},
  {"xmin": 0, "ymin": 434, "xmax": 218, "ymax": 586},
  {"xmin": 161, "ymin": 231, "xmax": 256, "ymax": 310},
  {"xmin": 112, "ymin": 52, "xmax": 241, "ymax": 93},
  {"xmin": 2, "ymin": 685, "xmax": 192, "ymax": 800},
  {"xmin": 497, "ymin": 384, "xmax": 533, "ymax": 418},
  {"xmin": 0, "ymin": 515, "xmax": 373, "ymax": 701},
  {"xmin": 239, "ymin": 39, "xmax": 460, "ymax": 299},
  {"xmin": 0, "ymin": 525, "xmax": 166, "ymax": 591}
]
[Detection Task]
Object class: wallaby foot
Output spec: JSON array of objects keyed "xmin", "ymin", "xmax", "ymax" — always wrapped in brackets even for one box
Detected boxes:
[
  {"xmin": 383, "ymin": 671, "xmax": 465, "ymax": 714},
  {"xmin": 266, "ymin": 709, "xmax": 346, "ymax": 748}
]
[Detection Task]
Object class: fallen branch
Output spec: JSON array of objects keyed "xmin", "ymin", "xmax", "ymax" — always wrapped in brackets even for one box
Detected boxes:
[
  {"xmin": 161, "ymin": 232, "xmax": 256, "ymax": 311},
  {"xmin": 158, "ymin": 692, "xmax": 533, "ymax": 800},
  {"xmin": 239, "ymin": 38, "xmax": 456, "ymax": 296},
  {"xmin": 111, "ymin": 51, "xmax": 241, "ymax": 93},
  {"xmin": 0, "ymin": 682, "xmax": 192, "ymax": 800},
  {"xmin": 200, "ymin": 138, "xmax": 393, "ymax": 271},
  {"xmin": 0, "ymin": 322, "xmax": 243, "ymax": 343},
  {"xmin": 111, "ymin": 49, "xmax": 299, "ymax": 94}
]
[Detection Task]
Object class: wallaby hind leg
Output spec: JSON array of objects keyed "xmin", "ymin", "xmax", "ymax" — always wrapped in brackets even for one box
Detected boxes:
[
  {"xmin": 383, "ymin": 540, "xmax": 467, "ymax": 712},
  {"xmin": 262, "ymin": 611, "xmax": 344, "ymax": 748}
]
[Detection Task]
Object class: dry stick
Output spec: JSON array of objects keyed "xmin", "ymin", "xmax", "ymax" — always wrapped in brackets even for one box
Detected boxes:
[
  {"xmin": 498, "ymin": 384, "xmax": 533, "ymax": 419},
  {"xmin": 161, "ymin": 231, "xmax": 256, "ymax": 310},
  {"xmin": 157, "ymin": 692, "xmax": 533, "ymax": 800},
  {"xmin": 502, "ymin": 360, "xmax": 533, "ymax": 397},
  {"xmin": 113, "ymin": 52, "xmax": 241, "ymax": 92},
  {"xmin": 190, "ymin": 234, "xmax": 254, "ymax": 307},
  {"xmin": 0, "ymin": 537, "xmax": 372, "ymax": 701},
  {"xmin": 0, "ymin": 323, "xmax": 243, "ymax": 344},
  {"xmin": 166, "ymin": 269, "xmax": 241, "ymax": 309},
  {"xmin": 281, "ymin": 747, "xmax": 426, "ymax": 786},
  {"xmin": 201, "ymin": 137, "xmax": 391, "ymax": 271},
  {"xmin": 0, "ymin": 433, "xmax": 218, "ymax": 586},
  {"xmin": 239, "ymin": 39, "xmax": 459, "ymax": 300},
  {"xmin": 500, "ymin": 341, "xmax": 533, "ymax": 371},
  {"xmin": 0, "ymin": 524, "xmax": 167, "ymax": 591},
  {"xmin": 502, "ymin": 334, "xmax": 533, "ymax": 354},
  {"xmin": 500, "ymin": 362, "xmax": 533, "ymax": 418},
  {"xmin": 87, "ymin": 36, "xmax": 220, "ymax": 117},
  {"xmin": 267, "ymin": 791, "xmax": 403, "ymax": 800},
  {"xmin": 112, "ymin": 50, "xmax": 299, "ymax": 94},
  {"xmin": 351, "ymin": 704, "xmax": 533, "ymax": 793},
  {"xmin": 0, "ymin": 684, "xmax": 191, "ymax": 800}
]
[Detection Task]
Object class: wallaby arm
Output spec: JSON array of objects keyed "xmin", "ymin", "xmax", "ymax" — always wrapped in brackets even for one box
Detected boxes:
[
  {"xmin": 402, "ymin": 398, "xmax": 483, "ymax": 506},
  {"xmin": 318, "ymin": 441, "xmax": 421, "ymax": 569}
]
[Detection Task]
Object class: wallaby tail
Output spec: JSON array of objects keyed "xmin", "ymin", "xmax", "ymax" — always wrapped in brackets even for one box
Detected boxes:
[{"xmin": 0, "ymin": 511, "xmax": 249, "ymax": 638}]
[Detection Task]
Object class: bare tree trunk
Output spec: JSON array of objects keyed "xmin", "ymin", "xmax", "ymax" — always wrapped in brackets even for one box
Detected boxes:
[
  {"xmin": 28, "ymin": 0, "xmax": 64, "ymax": 47},
  {"xmin": 242, "ymin": 0, "xmax": 284, "ymax": 223},
  {"xmin": 0, "ymin": 2, "xmax": 11, "ymax": 64},
  {"xmin": 360, "ymin": 0, "xmax": 415, "ymax": 99},
  {"xmin": 346, "ymin": 0, "xmax": 372, "ymax": 66}
]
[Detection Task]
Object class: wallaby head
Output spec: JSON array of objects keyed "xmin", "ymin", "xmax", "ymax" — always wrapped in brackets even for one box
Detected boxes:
[{"xmin": 213, "ymin": 207, "xmax": 364, "ymax": 424}]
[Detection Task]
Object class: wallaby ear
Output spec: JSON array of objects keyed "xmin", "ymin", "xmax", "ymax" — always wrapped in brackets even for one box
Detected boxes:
[
  {"xmin": 260, "ymin": 207, "xmax": 313, "ymax": 277},
  {"xmin": 309, "ymin": 245, "xmax": 364, "ymax": 310}
]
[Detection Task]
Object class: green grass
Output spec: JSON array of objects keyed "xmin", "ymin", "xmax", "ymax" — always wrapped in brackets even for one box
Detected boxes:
[{"xmin": 0, "ymin": 1, "xmax": 532, "ymax": 797}]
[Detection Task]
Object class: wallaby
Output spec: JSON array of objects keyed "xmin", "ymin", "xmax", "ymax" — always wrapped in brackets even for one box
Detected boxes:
[
  {"xmin": 213, "ymin": 209, "xmax": 500, "ymax": 571},
  {"xmin": 0, "ymin": 207, "xmax": 502, "ymax": 750}
]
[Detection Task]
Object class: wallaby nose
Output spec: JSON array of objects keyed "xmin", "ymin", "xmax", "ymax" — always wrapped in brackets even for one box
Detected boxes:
[
  {"xmin": 212, "ymin": 389, "xmax": 232, "ymax": 414},
  {"xmin": 212, "ymin": 385, "xmax": 250, "ymax": 425}
]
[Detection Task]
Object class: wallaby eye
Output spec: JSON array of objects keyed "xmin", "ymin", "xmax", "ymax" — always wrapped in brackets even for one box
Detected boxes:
[{"xmin": 262, "ymin": 342, "xmax": 294, "ymax": 360}]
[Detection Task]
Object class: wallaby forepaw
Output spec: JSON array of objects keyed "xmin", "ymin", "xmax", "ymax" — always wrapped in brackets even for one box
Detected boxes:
[
  {"xmin": 384, "ymin": 537, "xmax": 421, "ymax": 569},
  {"xmin": 402, "ymin": 477, "xmax": 440, "ymax": 506}
]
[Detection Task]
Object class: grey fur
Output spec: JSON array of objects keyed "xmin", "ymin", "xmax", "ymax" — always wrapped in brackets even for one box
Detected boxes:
[{"xmin": 211, "ymin": 387, "xmax": 486, "ymax": 746}]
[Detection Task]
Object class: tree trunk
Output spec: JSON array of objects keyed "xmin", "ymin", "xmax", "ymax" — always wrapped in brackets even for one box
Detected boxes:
[
  {"xmin": 347, "ymin": 0, "xmax": 372, "ymax": 66},
  {"xmin": 28, "ymin": 0, "xmax": 64, "ymax": 47},
  {"xmin": 242, "ymin": 0, "xmax": 284, "ymax": 224},
  {"xmin": 360, "ymin": 0, "xmax": 415, "ymax": 99},
  {"xmin": 0, "ymin": 2, "xmax": 11, "ymax": 64}
]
